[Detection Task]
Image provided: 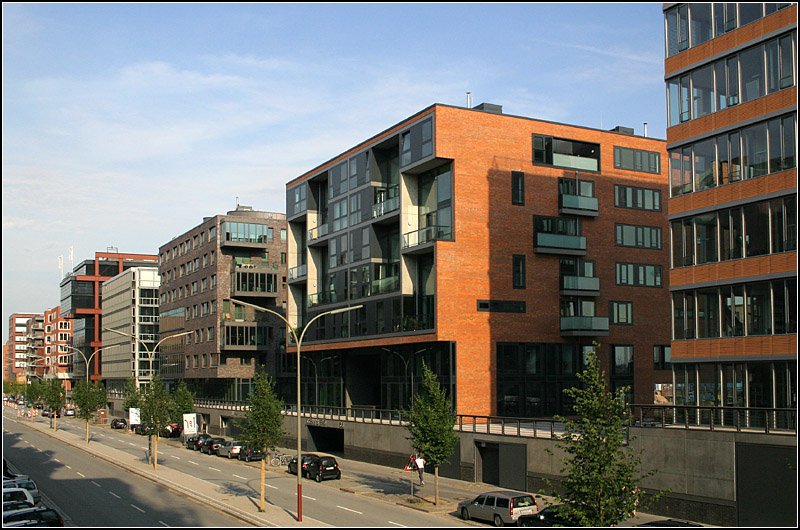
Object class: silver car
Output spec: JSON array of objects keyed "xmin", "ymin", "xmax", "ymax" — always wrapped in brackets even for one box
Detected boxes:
[
  {"xmin": 2, "ymin": 479, "xmax": 39, "ymax": 506},
  {"xmin": 217, "ymin": 440, "xmax": 244, "ymax": 459},
  {"xmin": 458, "ymin": 490, "xmax": 538, "ymax": 527}
]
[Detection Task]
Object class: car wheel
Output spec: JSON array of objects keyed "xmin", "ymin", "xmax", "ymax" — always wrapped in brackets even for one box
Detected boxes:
[
  {"xmin": 315, "ymin": 473, "xmax": 322, "ymax": 483},
  {"xmin": 461, "ymin": 508, "xmax": 470, "ymax": 521},
  {"xmin": 493, "ymin": 514, "xmax": 504, "ymax": 527}
]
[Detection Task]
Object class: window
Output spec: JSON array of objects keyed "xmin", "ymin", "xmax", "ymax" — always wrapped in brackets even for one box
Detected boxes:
[
  {"xmin": 741, "ymin": 122, "xmax": 768, "ymax": 179},
  {"xmin": 690, "ymin": 3, "xmax": 713, "ymax": 47},
  {"xmin": 421, "ymin": 119, "xmax": 433, "ymax": 158},
  {"xmin": 400, "ymin": 132, "xmax": 411, "ymax": 166},
  {"xmin": 613, "ymin": 146, "xmax": 660, "ymax": 174},
  {"xmin": 533, "ymin": 135, "xmax": 600, "ymax": 171},
  {"xmin": 512, "ymin": 171, "xmax": 525, "ymax": 205},
  {"xmin": 694, "ymin": 213, "xmax": 718, "ymax": 264},
  {"xmin": 693, "ymin": 138, "xmax": 717, "ymax": 191},
  {"xmin": 616, "ymin": 263, "xmax": 663, "ymax": 287},
  {"xmin": 611, "ymin": 302, "xmax": 633, "ymax": 325},
  {"xmin": 513, "ymin": 255, "xmax": 526, "ymax": 289},
  {"xmin": 615, "ymin": 224, "xmax": 662, "ymax": 249},
  {"xmin": 740, "ymin": 45, "xmax": 765, "ymax": 103},
  {"xmin": 477, "ymin": 300, "xmax": 526, "ymax": 313},
  {"xmin": 692, "ymin": 64, "xmax": 715, "ymax": 119},
  {"xmin": 743, "ymin": 201, "xmax": 770, "ymax": 257},
  {"xmin": 612, "ymin": 345, "xmax": 633, "ymax": 376},
  {"xmin": 653, "ymin": 346, "xmax": 672, "ymax": 370},
  {"xmin": 614, "ymin": 185, "xmax": 661, "ymax": 211}
]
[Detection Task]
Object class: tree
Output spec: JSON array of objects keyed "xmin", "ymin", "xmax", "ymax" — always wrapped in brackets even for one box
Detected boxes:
[
  {"xmin": 141, "ymin": 376, "xmax": 174, "ymax": 470},
  {"xmin": 42, "ymin": 379, "xmax": 65, "ymax": 431},
  {"xmin": 405, "ymin": 361, "xmax": 459, "ymax": 506},
  {"xmin": 237, "ymin": 372, "xmax": 284, "ymax": 512},
  {"xmin": 72, "ymin": 380, "xmax": 107, "ymax": 444},
  {"xmin": 171, "ymin": 381, "xmax": 195, "ymax": 422},
  {"xmin": 546, "ymin": 342, "xmax": 658, "ymax": 526},
  {"xmin": 25, "ymin": 379, "xmax": 43, "ymax": 404},
  {"xmin": 121, "ymin": 379, "xmax": 141, "ymax": 431}
]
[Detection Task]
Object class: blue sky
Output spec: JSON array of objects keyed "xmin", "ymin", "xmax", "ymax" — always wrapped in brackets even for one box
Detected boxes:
[{"xmin": 1, "ymin": 3, "xmax": 666, "ymax": 341}]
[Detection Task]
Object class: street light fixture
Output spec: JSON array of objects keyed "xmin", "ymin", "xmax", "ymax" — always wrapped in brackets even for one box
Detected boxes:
[
  {"xmin": 229, "ymin": 297, "xmax": 362, "ymax": 522},
  {"xmin": 381, "ymin": 347, "xmax": 426, "ymax": 409},
  {"xmin": 301, "ymin": 355, "xmax": 333, "ymax": 407}
]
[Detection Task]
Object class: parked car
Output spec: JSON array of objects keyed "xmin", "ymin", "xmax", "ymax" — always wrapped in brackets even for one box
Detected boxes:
[
  {"xmin": 517, "ymin": 505, "xmax": 577, "ymax": 527},
  {"xmin": 217, "ymin": 440, "xmax": 244, "ymax": 459},
  {"xmin": 63, "ymin": 408, "xmax": 75, "ymax": 417},
  {"xmin": 288, "ymin": 453, "xmax": 319, "ymax": 477},
  {"xmin": 458, "ymin": 490, "xmax": 539, "ymax": 527},
  {"xmin": 3, "ymin": 507, "xmax": 64, "ymax": 527},
  {"xmin": 238, "ymin": 446, "xmax": 264, "ymax": 462},
  {"xmin": 134, "ymin": 423, "xmax": 155, "ymax": 435},
  {"xmin": 159, "ymin": 423, "xmax": 182, "ymax": 438},
  {"xmin": 41, "ymin": 409, "xmax": 60, "ymax": 418},
  {"xmin": 3, "ymin": 479, "xmax": 40, "ymax": 505},
  {"xmin": 186, "ymin": 433, "xmax": 211, "ymax": 450},
  {"xmin": 305, "ymin": 456, "xmax": 341, "ymax": 482},
  {"xmin": 200, "ymin": 437, "xmax": 225, "ymax": 455},
  {"xmin": 3, "ymin": 500, "xmax": 34, "ymax": 512},
  {"xmin": 2, "ymin": 488, "xmax": 35, "ymax": 507},
  {"xmin": 110, "ymin": 418, "xmax": 127, "ymax": 429}
]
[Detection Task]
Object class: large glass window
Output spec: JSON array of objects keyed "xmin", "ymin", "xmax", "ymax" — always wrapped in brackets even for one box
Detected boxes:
[
  {"xmin": 533, "ymin": 135, "xmax": 600, "ymax": 171},
  {"xmin": 612, "ymin": 345, "xmax": 634, "ymax": 376},
  {"xmin": 615, "ymin": 185, "xmax": 661, "ymax": 211},
  {"xmin": 692, "ymin": 64, "xmax": 715, "ymax": 119},
  {"xmin": 741, "ymin": 122, "xmax": 768, "ymax": 179},
  {"xmin": 693, "ymin": 138, "xmax": 717, "ymax": 191},
  {"xmin": 690, "ymin": 3, "xmax": 713, "ymax": 47},
  {"xmin": 694, "ymin": 213, "xmax": 718, "ymax": 264},
  {"xmin": 723, "ymin": 285, "xmax": 746, "ymax": 337},
  {"xmin": 746, "ymin": 282, "xmax": 772, "ymax": 335},
  {"xmin": 743, "ymin": 202, "xmax": 770, "ymax": 256},
  {"xmin": 616, "ymin": 224, "xmax": 662, "ymax": 250},
  {"xmin": 740, "ymin": 45, "xmax": 765, "ymax": 103},
  {"xmin": 697, "ymin": 288, "xmax": 720, "ymax": 338},
  {"xmin": 614, "ymin": 146, "xmax": 660, "ymax": 174}
]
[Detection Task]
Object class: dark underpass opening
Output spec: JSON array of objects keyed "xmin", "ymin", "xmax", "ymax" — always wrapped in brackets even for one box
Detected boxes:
[{"xmin": 307, "ymin": 425, "xmax": 344, "ymax": 454}]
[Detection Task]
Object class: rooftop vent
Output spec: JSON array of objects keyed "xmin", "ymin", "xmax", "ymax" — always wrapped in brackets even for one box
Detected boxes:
[
  {"xmin": 474, "ymin": 102, "xmax": 503, "ymax": 114},
  {"xmin": 610, "ymin": 125, "xmax": 634, "ymax": 135}
]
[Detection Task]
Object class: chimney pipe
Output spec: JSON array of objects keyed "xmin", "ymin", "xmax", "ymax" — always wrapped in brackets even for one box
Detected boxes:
[
  {"xmin": 643, "ymin": 122, "xmax": 648, "ymax": 138},
  {"xmin": 466, "ymin": 91, "xmax": 472, "ymax": 109}
]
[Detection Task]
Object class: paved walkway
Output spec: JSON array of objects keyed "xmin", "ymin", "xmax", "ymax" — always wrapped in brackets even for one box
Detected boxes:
[{"xmin": 10, "ymin": 412, "xmax": 695, "ymax": 527}]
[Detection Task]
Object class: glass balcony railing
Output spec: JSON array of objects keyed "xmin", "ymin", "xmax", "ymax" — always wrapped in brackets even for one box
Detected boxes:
[
  {"xmin": 307, "ymin": 289, "xmax": 340, "ymax": 308},
  {"xmin": 535, "ymin": 233, "xmax": 587, "ymax": 251},
  {"xmin": 553, "ymin": 153, "xmax": 598, "ymax": 172},
  {"xmin": 288, "ymin": 263, "xmax": 307, "ymax": 281},
  {"xmin": 559, "ymin": 194, "xmax": 599, "ymax": 214},
  {"xmin": 560, "ymin": 316, "xmax": 609, "ymax": 333},
  {"xmin": 371, "ymin": 275, "xmax": 400, "ymax": 295},
  {"xmin": 402, "ymin": 225, "xmax": 452, "ymax": 249},
  {"xmin": 372, "ymin": 196, "xmax": 400, "ymax": 218},
  {"xmin": 561, "ymin": 275, "xmax": 600, "ymax": 293},
  {"xmin": 308, "ymin": 223, "xmax": 329, "ymax": 242}
]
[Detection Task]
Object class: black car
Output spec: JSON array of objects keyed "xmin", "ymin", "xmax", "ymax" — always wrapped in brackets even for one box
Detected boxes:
[
  {"xmin": 288, "ymin": 453, "xmax": 319, "ymax": 477},
  {"xmin": 187, "ymin": 433, "xmax": 211, "ymax": 450},
  {"xmin": 305, "ymin": 456, "xmax": 341, "ymax": 482},
  {"xmin": 110, "ymin": 418, "xmax": 127, "ymax": 429},
  {"xmin": 200, "ymin": 437, "xmax": 225, "ymax": 455},
  {"xmin": 2, "ymin": 507, "xmax": 64, "ymax": 527},
  {"xmin": 518, "ymin": 505, "xmax": 577, "ymax": 527},
  {"xmin": 238, "ymin": 446, "xmax": 264, "ymax": 462}
]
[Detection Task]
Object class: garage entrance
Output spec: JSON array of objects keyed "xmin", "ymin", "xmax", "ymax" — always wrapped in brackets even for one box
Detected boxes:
[
  {"xmin": 307, "ymin": 425, "xmax": 344, "ymax": 454},
  {"xmin": 476, "ymin": 440, "xmax": 527, "ymax": 492}
]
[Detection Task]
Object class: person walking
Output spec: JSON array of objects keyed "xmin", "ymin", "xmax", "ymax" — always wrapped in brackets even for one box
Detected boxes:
[{"xmin": 414, "ymin": 453, "xmax": 426, "ymax": 486}]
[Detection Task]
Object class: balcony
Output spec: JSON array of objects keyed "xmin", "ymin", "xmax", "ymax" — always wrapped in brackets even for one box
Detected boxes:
[
  {"xmin": 288, "ymin": 263, "xmax": 307, "ymax": 282},
  {"xmin": 402, "ymin": 225, "xmax": 451, "ymax": 252},
  {"xmin": 561, "ymin": 275, "xmax": 600, "ymax": 296},
  {"xmin": 559, "ymin": 193, "xmax": 599, "ymax": 217},
  {"xmin": 560, "ymin": 316, "xmax": 609, "ymax": 337},
  {"xmin": 534, "ymin": 233, "xmax": 587, "ymax": 255},
  {"xmin": 307, "ymin": 289, "xmax": 342, "ymax": 308},
  {"xmin": 372, "ymin": 196, "xmax": 400, "ymax": 219},
  {"xmin": 307, "ymin": 224, "xmax": 329, "ymax": 244},
  {"xmin": 370, "ymin": 275, "xmax": 400, "ymax": 296}
]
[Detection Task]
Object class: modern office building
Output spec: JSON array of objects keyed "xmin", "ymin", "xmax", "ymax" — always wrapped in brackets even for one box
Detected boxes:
[
  {"xmin": 59, "ymin": 252, "xmax": 159, "ymax": 387},
  {"xmin": 5, "ymin": 313, "xmax": 38, "ymax": 383},
  {"xmin": 43, "ymin": 305, "xmax": 73, "ymax": 393},
  {"xmin": 664, "ymin": 3, "xmax": 797, "ymax": 418},
  {"xmin": 101, "ymin": 267, "xmax": 161, "ymax": 393},
  {"xmin": 157, "ymin": 206, "xmax": 288, "ymax": 400},
  {"xmin": 282, "ymin": 102, "xmax": 672, "ymax": 417},
  {"xmin": 24, "ymin": 315, "xmax": 45, "ymax": 382}
]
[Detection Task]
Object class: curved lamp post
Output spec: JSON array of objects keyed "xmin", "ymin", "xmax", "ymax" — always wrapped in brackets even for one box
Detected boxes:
[
  {"xmin": 230, "ymin": 297, "xmax": 362, "ymax": 522},
  {"xmin": 62, "ymin": 344, "xmax": 120, "ymax": 443},
  {"xmin": 103, "ymin": 328, "xmax": 193, "ymax": 470},
  {"xmin": 301, "ymin": 355, "xmax": 333, "ymax": 408}
]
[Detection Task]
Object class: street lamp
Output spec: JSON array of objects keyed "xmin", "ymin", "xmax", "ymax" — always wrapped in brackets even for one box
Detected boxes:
[
  {"xmin": 230, "ymin": 297, "xmax": 362, "ymax": 522},
  {"xmin": 381, "ymin": 347, "xmax": 426, "ymax": 409},
  {"xmin": 103, "ymin": 328, "xmax": 193, "ymax": 391},
  {"xmin": 301, "ymin": 355, "xmax": 333, "ymax": 407},
  {"xmin": 62, "ymin": 344, "xmax": 121, "ymax": 443}
]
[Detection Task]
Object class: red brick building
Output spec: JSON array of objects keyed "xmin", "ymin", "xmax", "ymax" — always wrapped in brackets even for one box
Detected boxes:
[
  {"xmin": 664, "ymin": 4, "xmax": 796, "ymax": 417},
  {"xmin": 281, "ymin": 103, "xmax": 672, "ymax": 417}
]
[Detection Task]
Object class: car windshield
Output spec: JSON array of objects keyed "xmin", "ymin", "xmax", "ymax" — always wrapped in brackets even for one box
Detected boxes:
[{"xmin": 513, "ymin": 495, "xmax": 536, "ymax": 507}]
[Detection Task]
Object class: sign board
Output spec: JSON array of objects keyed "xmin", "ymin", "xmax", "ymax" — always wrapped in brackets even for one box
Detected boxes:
[
  {"xmin": 182, "ymin": 413, "xmax": 200, "ymax": 436},
  {"xmin": 403, "ymin": 454, "xmax": 417, "ymax": 472},
  {"xmin": 129, "ymin": 407, "xmax": 141, "ymax": 425}
]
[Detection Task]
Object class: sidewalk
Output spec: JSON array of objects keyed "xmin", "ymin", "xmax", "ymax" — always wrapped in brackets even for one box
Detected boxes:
[{"xmin": 14, "ymin": 413, "xmax": 692, "ymax": 527}]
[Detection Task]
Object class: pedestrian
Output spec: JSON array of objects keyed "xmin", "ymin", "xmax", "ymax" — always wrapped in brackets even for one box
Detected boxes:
[{"xmin": 415, "ymin": 453, "xmax": 426, "ymax": 486}]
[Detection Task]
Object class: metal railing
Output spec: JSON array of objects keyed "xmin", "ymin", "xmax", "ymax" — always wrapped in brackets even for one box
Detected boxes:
[{"xmin": 628, "ymin": 404, "xmax": 796, "ymax": 434}]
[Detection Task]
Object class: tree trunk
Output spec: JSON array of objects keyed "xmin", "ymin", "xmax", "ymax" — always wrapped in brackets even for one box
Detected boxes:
[
  {"xmin": 434, "ymin": 466, "xmax": 440, "ymax": 506},
  {"xmin": 260, "ymin": 458, "xmax": 266, "ymax": 512},
  {"xmin": 154, "ymin": 434, "xmax": 159, "ymax": 471},
  {"xmin": 52, "ymin": 415, "xmax": 57, "ymax": 432},
  {"xmin": 85, "ymin": 419, "xmax": 90, "ymax": 444}
]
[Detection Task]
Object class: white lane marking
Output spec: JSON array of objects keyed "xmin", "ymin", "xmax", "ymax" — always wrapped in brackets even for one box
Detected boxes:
[
  {"xmin": 109, "ymin": 491, "xmax": 121, "ymax": 499},
  {"xmin": 77, "ymin": 472, "xmax": 85, "ymax": 478},
  {"xmin": 65, "ymin": 465, "xmax": 72, "ymax": 470},
  {"xmin": 265, "ymin": 484, "xmax": 278, "ymax": 490},
  {"xmin": 128, "ymin": 442, "xmax": 136, "ymax": 446},
  {"xmin": 337, "ymin": 505, "xmax": 362, "ymax": 514},
  {"xmin": 158, "ymin": 521, "xmax": 169, "ymax": 527},
  {"xmin": 171, "ymin": 455, "xmax": 180, "ymax": 459},
  {"xmin": 208, "ymin": 467, "xmax": 221, "ymax": 472},
  {"xmin": 131, "ymin": 504, "xmax": 145, "ymax": 513},
  {"xmin": 53, "ymin": 459, "xmax": 61, "ymax": 463},
  {"xmin": 302, "ymin": 494, "xmax": 316, "ymax": 501},
  {"xmin": 233, "ymin": 474, "xmax": 248, "ymax": 480},
  {"xmin": 91, "ymin": 481, "xmax": 102, "ymax": 488},
  {"xmin": 388, "ymin": 522, "xmax": 407, "ymax": 527}
]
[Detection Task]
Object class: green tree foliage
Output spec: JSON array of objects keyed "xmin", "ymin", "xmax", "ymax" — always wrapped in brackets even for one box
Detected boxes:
[
  {"xmin": 171, "ymin": 381, "xmax": 195, "ymax": 422},
  {"xmin": 406, "ymin": 362, "xmax": 458, "ymax": 505},
  {"xmin": 141, "ymin": 376, "xmax": 175, "ymax": 470},
  {"xmin": 122, "ymin": 379, "xmax": 142, "ymax": 416},
  {"xmin": 72, "ymin": 380, "xmax": 107, "ymax": 444},
  {"xmin": 42, "ymin": 380, "xmax": 65, "ymax": 431},
  {"xmin": 548, "ymin": 343, "xmax": 658, "ymax": 526},
  {"xmin": 25, "ymin": 380, "xmax": 43, "ymax": 404},
  {"xmin": 237, "ymin": 372, "xmax": 284, "ymax": 512}
]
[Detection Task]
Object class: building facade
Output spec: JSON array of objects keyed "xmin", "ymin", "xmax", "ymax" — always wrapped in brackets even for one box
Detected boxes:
[
  {"xmin": 283, "ymin": 103, "xmax": 672, "ymax": 417},
  {"xmin": 157, "ymin": 206, "xmax": 288, "ymax": 399},
  {"xmin": 664, "ymin": 3, "xmax": 797, "ymax": 421},
  {"xmin": 24, "ymin": 315, "xmax": 45, "ymax": 382},
  {"xmin": 5, "ymin": 313, "xmax": 38, "ymax": 383},
  {"xmin": 43, "ymin": 305, "xmax": 73, "ymax": 393},
  {"xmin": 59, "ymin": 252, "xmax": 159, "ymax": 387},
  {"xmin": 101, "ymin": 267, "xmax": 161, "ymax": 393}
]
